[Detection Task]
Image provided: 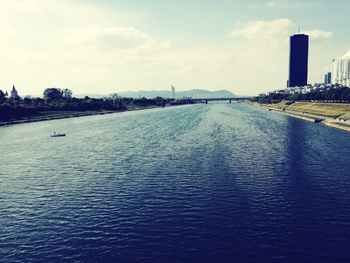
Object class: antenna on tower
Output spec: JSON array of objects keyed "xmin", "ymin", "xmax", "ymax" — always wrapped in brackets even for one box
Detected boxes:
[{"xmin": 298, "ymin": 25, "xmax": 301, "ymax": 34}]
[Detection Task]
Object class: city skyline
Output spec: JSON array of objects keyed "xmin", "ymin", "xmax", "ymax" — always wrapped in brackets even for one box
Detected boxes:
[{"xmin": 0, "ymin": 0, "xmax": 349, "ymax": 96}]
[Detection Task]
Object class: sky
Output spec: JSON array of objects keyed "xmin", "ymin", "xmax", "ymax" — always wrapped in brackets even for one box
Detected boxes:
[{"xmin": 0, "ymin": 0, "xmax": 349, "ymax": 96}]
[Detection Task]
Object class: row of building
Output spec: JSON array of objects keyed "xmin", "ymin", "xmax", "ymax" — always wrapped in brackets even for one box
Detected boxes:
[
  {"xmin": 261, "ymin": 31, "xmax": 350, "ymax": 97},
  {"xmin": 259, "ymin": 32, "xmax": 350, "ymax": 97},
  {"xmin": 287, "ymin": 33, "xmax": 350, "ymax": 89},
  {"xmin": 284, "ymin": 83, "xmax": 343, "ymax": 95},
  {"xmin": 263, "ymin": 83, "xmax": 345, "ymax": 97}
]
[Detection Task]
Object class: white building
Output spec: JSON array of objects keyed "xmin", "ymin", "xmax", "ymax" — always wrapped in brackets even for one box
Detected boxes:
[
  {"xmin": 171, "ymin": 86, "xmax": 176, "ymax": 99},
  {"xmin": 332, "ymin": 50, "xmax": 350, "ymax": 87}
]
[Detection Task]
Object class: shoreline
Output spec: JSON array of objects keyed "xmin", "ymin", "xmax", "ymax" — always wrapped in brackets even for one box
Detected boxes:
[
  {"xmin": 0, "ymin": 105, "xmax": 166, "ymax": 127},
  {"xmin": 257, "ymin": 103, "xmax": 350, "ymax": 133},
  {"xmin": 323, "ymin": 119, "xmax": 350, "ymax": 132},
  {"xmin": 0, "ymin": 110, "xmax": 120, "ymax": 127},
  {"xmin": 266, "ymin": 108, "xmax": 322, "ymax": 123}
]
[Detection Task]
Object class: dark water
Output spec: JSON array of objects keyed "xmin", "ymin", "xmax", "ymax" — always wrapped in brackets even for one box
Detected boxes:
[{"xmin": 1, "ymin": 103, "xmax": 350, "ymax": 263}]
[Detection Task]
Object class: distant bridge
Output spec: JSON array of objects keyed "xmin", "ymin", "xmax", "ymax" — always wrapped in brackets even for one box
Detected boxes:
[{"xmin": 192, "ymin": 97, "xmax": 252, "ymax": 104}]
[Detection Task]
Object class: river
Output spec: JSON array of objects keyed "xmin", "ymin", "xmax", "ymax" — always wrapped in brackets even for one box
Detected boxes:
[{"xmin": 1, "ymin": 103, "xmax": 350, "ymax": 262}]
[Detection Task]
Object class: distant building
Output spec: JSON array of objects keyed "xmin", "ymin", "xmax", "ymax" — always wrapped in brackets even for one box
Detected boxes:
[
  {"xmin": 332, "ymin": 50, "xmax": 350, "ymax": 87},
  {"xmin": 288, "ymin": 34, "xmax": 309, "ymax": 87},
  {"xmin": 11, "ymin": 85, "xmax": 19, "ymax": 99},
  {"xmin": 171, "ymin": 86, "xmax": 176, "ymax": 99},
  {"xmin": 324, "ymin": 72, "xmax": 332, "ymax": 85}
]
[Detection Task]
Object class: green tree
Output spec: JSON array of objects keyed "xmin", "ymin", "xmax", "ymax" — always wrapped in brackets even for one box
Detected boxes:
[
  {"xmin": 43, "ymin": 88, "xmax": 63, "ymax": 101},
  {"xmin": 110, "ymin": 93, "xmax": 119, "ymax": 102},
  {"xmin": 0, "ymin": 90, "xmax": 5, "ymax": 102},
  {"xmin": 23, "ymin": 96, "xmax": 32, "ymax": 105},
  {"xmin": 110, "ymin": 93, "xmax": 123, "ymax": 106},
  {"xmin": 62, "ymin": 88, "xmax": 73, "ymax": 99}
]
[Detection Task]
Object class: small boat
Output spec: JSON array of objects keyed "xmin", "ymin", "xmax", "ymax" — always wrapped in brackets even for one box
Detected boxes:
[{"xmin": 50, "ymin": 132, "xmax": 66, "ymax": 138}]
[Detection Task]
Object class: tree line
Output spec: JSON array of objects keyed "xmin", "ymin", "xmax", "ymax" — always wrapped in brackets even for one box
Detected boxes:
[
  {"xmin": 0, "ymin": 88, "xmax": 194, "ymax": 122},
  {"xmin": 253, "ymin": 86, "xmax": 350, "ymax": 104}
]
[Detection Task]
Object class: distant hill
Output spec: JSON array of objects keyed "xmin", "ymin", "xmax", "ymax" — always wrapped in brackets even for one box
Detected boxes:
[{"xmin": 77, "ymin": 89, "xmax": 236, "ymax": 99}]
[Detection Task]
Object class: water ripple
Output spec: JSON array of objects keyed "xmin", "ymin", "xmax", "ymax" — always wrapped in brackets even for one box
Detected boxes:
[{"xmin": 1, "ymin": 104, "xmax": 350, "ymax": 262}]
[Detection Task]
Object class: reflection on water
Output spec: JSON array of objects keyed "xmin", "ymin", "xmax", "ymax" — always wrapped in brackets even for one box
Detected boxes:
[{"xmin": 0, "ymin": 104, "xmax": 350, "ymax": 263}]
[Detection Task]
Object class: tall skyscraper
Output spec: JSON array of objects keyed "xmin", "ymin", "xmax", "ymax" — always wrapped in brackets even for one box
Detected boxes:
[{"xmin": 288, "ymin": 34, "xmax": 309, "ymax": 87}]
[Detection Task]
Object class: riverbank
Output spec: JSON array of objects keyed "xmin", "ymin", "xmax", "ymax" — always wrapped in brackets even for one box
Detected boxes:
[
  {"xmin": 255, "ymin": 101, "xmax": 350, "ymax": 132},
  {"xmin": 0, "ymin": 105, "xmax": 162, "ymax": 127}
]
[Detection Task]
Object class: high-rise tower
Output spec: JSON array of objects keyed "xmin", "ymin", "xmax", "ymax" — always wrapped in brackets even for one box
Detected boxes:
[
  {"xmin": 171, "ymin": 86, "xmax": 176, "ymax": 99},
  {"xmin": 288, "ymin": 34, "xmax": 309, "ymax": 87}
]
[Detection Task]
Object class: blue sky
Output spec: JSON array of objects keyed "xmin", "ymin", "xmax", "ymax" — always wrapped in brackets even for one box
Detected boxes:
[
  {"xmin": 85, "ymin": 0, "xmax": 348, "ymax": 44},
  {"xmin": 0, "ymin": 0, "xmax": 349, "ymax": 96}
]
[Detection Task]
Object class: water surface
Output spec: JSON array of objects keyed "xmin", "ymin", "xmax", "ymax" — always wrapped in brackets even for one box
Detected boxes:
[{"xmin": 1, "ymin": 103, "xmax": 350, "ymax": 262}]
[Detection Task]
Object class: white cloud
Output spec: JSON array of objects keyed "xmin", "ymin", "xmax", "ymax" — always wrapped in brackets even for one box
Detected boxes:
[
  {"xmin": 229, "ymin": 19, "xmax": 293, "ymax": 41},
  {"xmin": 84, "ymin": 26, "xmax": 153, "ymax": 50},
  {"xmin": 301, "ymin": 30, "xmax": 333, "ymax": 41},
  {"xmin": 75, "ymin": 26, "xmax": 170, "ymax": 52},
  {"xmin": 229, "ymin": 19, "xmax": 332, "ymax": 43}
]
